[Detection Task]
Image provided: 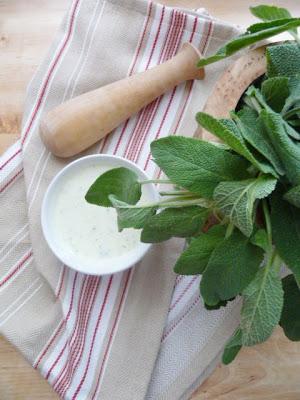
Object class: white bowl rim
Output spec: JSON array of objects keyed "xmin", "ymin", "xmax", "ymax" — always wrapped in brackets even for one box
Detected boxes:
[{"xmin": 41, "ymin": 154, "xmax": 159, "ymax": 276}]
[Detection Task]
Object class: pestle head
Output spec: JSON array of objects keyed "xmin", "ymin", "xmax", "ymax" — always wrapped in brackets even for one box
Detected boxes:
[{"xmin": 181, "ymin": 42, "xmax": 205, "ymax": 80}]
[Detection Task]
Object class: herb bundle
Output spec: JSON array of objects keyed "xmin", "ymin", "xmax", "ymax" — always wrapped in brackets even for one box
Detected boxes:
[{"xmin": 86, "ymin": 5, "xmax": 300, "ymax": 363}]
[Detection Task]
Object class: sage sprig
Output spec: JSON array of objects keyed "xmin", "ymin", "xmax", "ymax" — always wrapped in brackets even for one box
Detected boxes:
[
  {"xmin": 198, "ymin": 4, "xmax": 300, "ymax": 68},
  {"xmin": 86, "ymin": 5, "xmax": 300, "ymax": 364}
]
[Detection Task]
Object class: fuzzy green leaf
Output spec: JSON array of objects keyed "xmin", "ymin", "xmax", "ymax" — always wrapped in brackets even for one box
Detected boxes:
[
  {"xmin": 246, "ymin": 85, "xmax": 300, "ymax": 141},
  {"xmin": 109, "ymin": 196, "xmax": 156, "ymax": 230},
  {"xmin": 260, "ymin": 110, "xmax": 300, "ymax": 185},
  {"xmin": 200, "ymin": 230, "xmax": 264, "ymax": 306},
  {"xmin": 284, "ymin": 184, "xmax": 300, "ymax": 207},
  {"xmin": 197, "ymin": 112, "xmax": 278, "ymax": 177},
  {"xmin": 174, "ymin": 225, "xmax": 226, "ymax": 275},
  {"xmin": 222, "ymin": 328, "xmax": 242, "ymax": 365},
  {"xmin": 250, "ymin": 5, "xmax": 293, "ymax": 22},
  {"xmin": 198, "ymin": 19, "xmax": 300, "ymax": 67},
  {"xmin": 141, "ymin": 206, "xmax": 209, "ymax": 243},
  {"xmin": 247, "ymin": 19, "xmax": 299, "ymax": 33},
  {"xmin": 288, "ymin": 119, "xmax": 300, "ymax": 127},
  {"xmin": 283, "ymin": 75, "xmax": 300, "ymax": 113},
  {"xmin": 234, "ymin": 107, "xmax": 284, "ymax": 175},
  {"xmin": 267, "ymin": 43, "xmax": 300, "ymax": 78},
  {"xmin": 271, "ymin": 189, "xmax": 300, "ymax": 285},
  {"xmin": 283, "ymin": 121, "xmax": 300, "ymax": 140},
  {"xmin": 250, "ymin": 229, "xmax": 269, "ymax": 252},
  {"xmin": 214, "ymin": 176, "xmax": 277, "ymax": 237},
  {"xmin": 241, "ymin": 266, "xmax": 284, "ymax": 346},
  {"xmin": 247, "ymin": 82, "xmax": 300, "ymax": 140},
  {"xmin": 280, "ymin": 274, "xmax": 300, "ymax": 341},
  {"xmin": 151, "ymin": 136, "xmax": 249, "ymax": 199},
  {"xmin": 244, "ymin": 85, "xmax": 272, "ymax": 111},
  {"xmin": 85, "ymin": 167, "xmax": 141, "ymax": 207},
  {"xmin": 261, "ymin": 77, "xmax": 290, "ymax": 112}
]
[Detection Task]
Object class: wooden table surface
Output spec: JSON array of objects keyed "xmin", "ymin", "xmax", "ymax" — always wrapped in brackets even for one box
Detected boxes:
[{"xmin": 1, "ymin": 1, "xmax": 300, "ymax": 399}]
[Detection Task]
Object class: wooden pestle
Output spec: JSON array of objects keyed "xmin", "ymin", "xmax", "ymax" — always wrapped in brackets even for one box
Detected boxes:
[{"xmin": 40, "ymin": 42, "xmax": 204, "ymax": 158}]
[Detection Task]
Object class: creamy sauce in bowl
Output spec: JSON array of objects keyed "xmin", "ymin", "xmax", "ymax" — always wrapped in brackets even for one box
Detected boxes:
[
  {"xmin": 42, "ymin": 155, "xmax": 157, "ymax": 275},
  {"xmin": 53, "ymin": 164, "xmax": 141, "ymax": 263}
]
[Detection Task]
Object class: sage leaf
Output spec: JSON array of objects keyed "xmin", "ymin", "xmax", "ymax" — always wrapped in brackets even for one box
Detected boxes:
[
  {"xmin": 284, "ymin": 184, "xmax": 300, "ymax": 207},
  {"xmin": 109, "ymin": 196, "xmax": 156, "ymax": 230},
  {"xmin": 197, "ymin": 112, "xmax": 278, "ymax": 177},
  {"xmin": 247, "ymin": 19, "xmax": 299, "ymax": 33},
  {"xmin": 151, "ymin": 136, "xmax": 249, "ymax": 199},
  {"xmin": 241, "ymin": 266, "xmax": 283, "ymax": 346},
  {"xmin": 214, "ymin": 176, "xmax": 277, "ymax": 237},
  {"xmin": 222, "ymin": 328, "xmax": 242, "ymax": 365},
  {"xmin": 200, "ymin": 230, "xmax": 264, "ymax": 306},
  {"xmin": 288, "ymin": 119, "xmax": 300, "ymax": 127},
  {"xmin": 198, "ymin": 19, "xmax": 300, "ymax": 68},
  {"xmin": 283, "ymin": 121, "xmax": 300, "ymax": 140},
  {"xmin": 282, "ymin": 75, "xmax": 300, "ymax": 117},
  {"xmin": 85, "ymin": 167, "xmax": 141, "ymax": 207},
  {"xmin": 244, "ymin": 85, "xmax": 272, "ymax": 112},
  {"xmin": 141, "ymin": 206, "xmax": 209, "ymax": 243},
  {"xmin": 247, "ymin": 85, "xmax": 300, "ymax": 140},
  {"xmin": 260, "ymin": 110, "xmax": 300, "ymax": 185},
  {"xmin": 250, "ymin": 229, "xmax": 269, "ymax": 252},
  {"xmin": 248, "ymin": 81, "xmax": 300, "ymax": 140},
  {"xmin": 261, "ymin": 77, "xmax": 290, "ymax": 112},
  {"xmin": 271, "ymin": 189, "xmax": 300, "ymax": 285},
  {"xmin": 280, "ymin": 275, "xmax": 300, "ymax": 341},
  {"xmin": 174, "ymin": 225, "xmax": 226, "ymax": 275},
  {"xmin": 250, "ymin": 5, "xmax": 293, "ymax": 22},
  {"xmin": 234, "ymin": 107, "xmax": 284, "ymax": 175},
  {"xmin": 267, "ymin": 43, "xmax": 300, "ymax": 78}
]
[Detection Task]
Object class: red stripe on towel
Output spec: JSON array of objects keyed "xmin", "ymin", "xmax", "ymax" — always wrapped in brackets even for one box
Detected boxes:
[
  {"xmin": 91, "ymin": 270, "xmax": 131, "ymax": 400},
  {"xmin": 0, "ymin": 251, "xmax": 32, "ymax": 288},
  {"xmin": 0, "ymin": 0, "xmax": 81, "ymax": 170},
  {"xmin": 71, "ymin": 276, "xmax": 114, "ymax": 399}
]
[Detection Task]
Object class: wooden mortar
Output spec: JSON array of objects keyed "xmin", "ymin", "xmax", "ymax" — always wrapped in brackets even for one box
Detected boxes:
[{"xmin": 197, "ymin": 45, "xmax": 267, "ymax": 141}]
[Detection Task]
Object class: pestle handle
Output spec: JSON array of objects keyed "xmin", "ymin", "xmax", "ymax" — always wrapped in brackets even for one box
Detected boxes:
[{"xmin": 40, "ymin": 43, "xmax": 204, "ymax": 158}]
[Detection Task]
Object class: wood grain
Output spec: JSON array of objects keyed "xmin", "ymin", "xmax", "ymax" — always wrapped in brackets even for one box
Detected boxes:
[
  {"xmin": 193, "ymin": 327, "xmax": 300, "ymax": 400},
  {"xmin": 0, "ymin": 336, "xmax": 57, "ymax": 400},
  {"xmin": 1, "ymin": 1, "xmax": 299, "ymax": 399}
]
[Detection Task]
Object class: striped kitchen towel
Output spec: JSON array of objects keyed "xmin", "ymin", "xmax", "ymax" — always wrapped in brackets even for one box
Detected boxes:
[{"xmin": 0, "ymin": 1, "xmax": 242, "ymax": 399}]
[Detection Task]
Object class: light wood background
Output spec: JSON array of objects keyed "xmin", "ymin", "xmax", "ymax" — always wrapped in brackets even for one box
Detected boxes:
[{"xmin": 0, "ymin": 1, "xmax": 300, "ymax": 399}]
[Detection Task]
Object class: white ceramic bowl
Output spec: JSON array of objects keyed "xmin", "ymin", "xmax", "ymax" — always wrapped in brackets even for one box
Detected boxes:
[{"xmin": 41, "ymin": 154, "xmax": 159, "ymax": 275}]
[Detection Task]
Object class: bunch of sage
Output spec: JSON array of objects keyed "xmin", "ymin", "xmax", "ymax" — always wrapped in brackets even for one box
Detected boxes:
[{"xmin": 85, "ymin": 5, "xmax": 300, "ymax": 363}]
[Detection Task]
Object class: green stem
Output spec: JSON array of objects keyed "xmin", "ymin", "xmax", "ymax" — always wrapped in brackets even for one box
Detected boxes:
[
  {"xmin": 212, "ymin": 209, "xmax": 223, "ymax": 222},
  {"xmin": 139, "ymin": 179, "xmax": 172, "ymax": 185},
  {"xmin": 264, "ymin": 247, "xmax": 278, "ymax": 276},
  {"xmin": 244, "ymin": 95, "xmax": 262, "ymax": 113},
  {"xmin": 250, "ymin": 97, "xmax": 263, "ymax": 113},
  {"xmin": 159, "ymin": 190, "xmax": 190, "ymax": 196},
  {"xmin": 262, "ymin": 199, "xmax": 272, "ymax": 250},
  {"xmin": 225, "ymin": 223, "xmax": 234, "ymax": 239},
  {"xmin": 283, "ymin": 106, "xmax": 300, "ymax": 120},
  {"xmin": 244, "ymin": 96, "xmax": 258, "ymax": 112},
  {"xmin": 117, "ymin": 195, "xmax": 210, "ymax": 210},
  {"xmin": 157, "ymin": 198, "xmax": 210, "ymax": 208},
  {"xmin": 159, "ymin": 194, "xmax": 199, "ymax": 203},
  {"xmin": 272, "ymin": 253, "xmax": 283, "ymax": 273},
  {"xmin": 158, "ymin": 194, "xmax": 213, "ymax": 208},
  {"xmin": 265, "ymin": 249, "xmax": 281, "ymax": 275}
]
